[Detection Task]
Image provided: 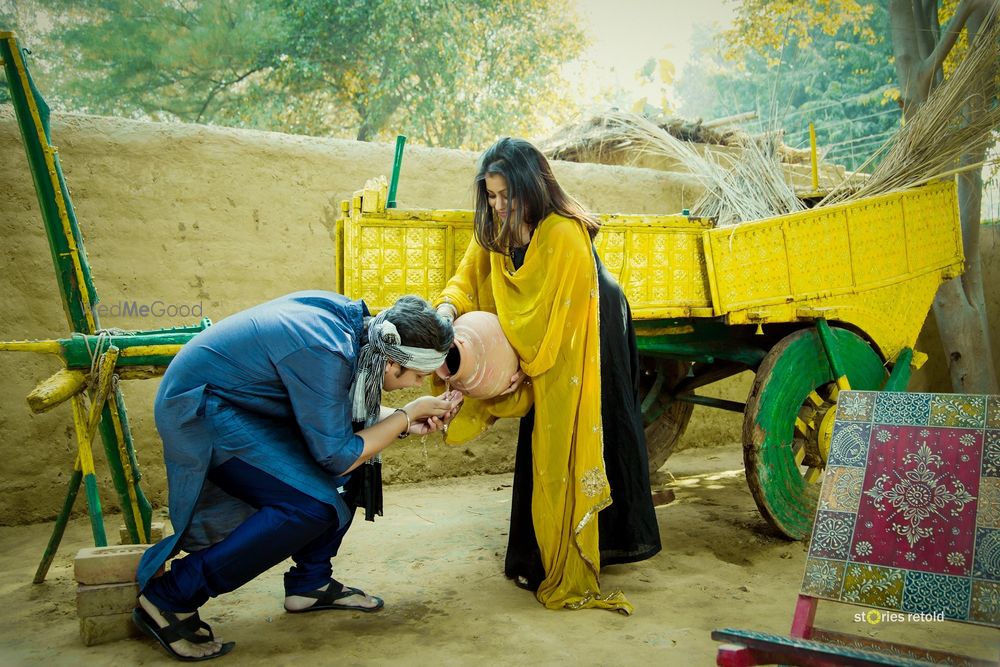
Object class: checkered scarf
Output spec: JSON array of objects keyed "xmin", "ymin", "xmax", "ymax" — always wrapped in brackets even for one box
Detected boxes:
[{"xmin": 349, "ymin": 310, "xmax": 448, "ymax": 427}]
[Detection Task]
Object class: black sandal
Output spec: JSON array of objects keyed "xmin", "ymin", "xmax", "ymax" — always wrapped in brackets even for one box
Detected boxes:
[
  {"xmin": 514, "ymin": 575, "xmax": 537, "ymax": 592},
  {"xmin": 132, "ymin": 605, "xmax": 236, "ymax": 662},
  {"xmin": 284, "ymin": 578, "xmax": 384, "ymax": 614}
]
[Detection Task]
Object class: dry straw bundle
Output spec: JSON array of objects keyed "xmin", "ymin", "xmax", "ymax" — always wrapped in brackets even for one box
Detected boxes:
[
  {"xmin": 540, "ymin": 109, "xmax": 709, "ymax": 167},
  {"xmin": 542, "ymin": 7, "xmax": 998, "ymax": 225},
  {"xmin": 690, "ymin": 131, "xmax": 805, "ymax": 226},
  {"xmin": 820, "ymin": 7, "xmax": 1000, "ymax": 206},
  {"xmin": 542, "ymin": 111, "xmax": 743, "ymax": 163},
  {"xmin": 540, "ymin": 110, "xmax": 803, "ymax": 226}
]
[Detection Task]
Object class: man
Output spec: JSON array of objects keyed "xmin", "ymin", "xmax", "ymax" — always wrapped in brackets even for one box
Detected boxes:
[{"xmin": 132, "ymin": 291, "xmax": 461, "ymax": 661}]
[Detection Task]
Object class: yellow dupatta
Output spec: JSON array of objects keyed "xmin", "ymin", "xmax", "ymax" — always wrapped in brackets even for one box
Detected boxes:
[{"xmin": 434, "ymin": 214, "xmax": 632, "ymax": 614}]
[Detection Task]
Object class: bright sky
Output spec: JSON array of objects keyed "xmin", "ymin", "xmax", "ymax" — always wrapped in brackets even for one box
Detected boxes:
[{"xmin": 568, "ymin": 0, "xmax": 737, "ymax": 113}]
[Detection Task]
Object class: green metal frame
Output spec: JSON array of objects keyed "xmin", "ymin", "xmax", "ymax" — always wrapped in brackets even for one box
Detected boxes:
[
  {"xmin": 2, "ymin": 33, "xmax": 208, "ymax": 579},
  {"xmin": 636, "ymin": 318, "xmax": 768, "ymax": 367}
]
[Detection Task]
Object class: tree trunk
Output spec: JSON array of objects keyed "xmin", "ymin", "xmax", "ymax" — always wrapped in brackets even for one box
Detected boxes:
[
  {"xmin": 934, "ymin": 151, "xmax": 1000, "ymax": 393},
  {"xmin": 889, "ymin": 0, "xmax": 999, "ymax": 393},
  {"xmin": 932, "ymin": 279, "xmax": 1000, "ymax": 392}
]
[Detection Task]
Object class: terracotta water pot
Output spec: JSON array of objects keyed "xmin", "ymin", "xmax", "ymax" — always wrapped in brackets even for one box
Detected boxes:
[{"xmin": 437, "ymin": 311, "xmax": 519, "ymax": 399}]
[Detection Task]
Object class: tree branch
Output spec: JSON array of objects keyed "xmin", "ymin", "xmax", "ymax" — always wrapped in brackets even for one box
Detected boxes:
[
  {"xmin": 916, "ymin": 0, "xmax": 986, "ymax": 99},
  {"xmin": 888, "ymin": 0, "xmax": 923, "ymax": 113},
  {"xmin": 196, "ymin": 66, "xmax": 266, "ymax": 122},
  {"xmin": 915, "ymin": 0, "xmax": 936, "ymax": 59}
]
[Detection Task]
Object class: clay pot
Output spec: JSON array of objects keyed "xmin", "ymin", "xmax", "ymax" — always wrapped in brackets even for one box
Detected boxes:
[{"xmin": 437, "ymin": 311, "xmax": 519, "ymax": 399}]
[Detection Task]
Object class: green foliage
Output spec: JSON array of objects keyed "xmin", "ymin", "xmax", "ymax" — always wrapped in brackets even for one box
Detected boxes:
[
  {"xmin": 0, "ymin": 0, "xmax": 50, "ymax": 105},
  {"xmin": 276, "ymin": 0, "xmax": 585, "ymax": 146},
  {"xmin": 43, "ymin": 0, "xmax": 291, "ymax": 121},
  {"xmin": 9, "ymin": 0, "xmax": 584, "ymax": 149},
  {"xmin": 675, "ymin": 1, "xmax": 901, "ymax": 172}
]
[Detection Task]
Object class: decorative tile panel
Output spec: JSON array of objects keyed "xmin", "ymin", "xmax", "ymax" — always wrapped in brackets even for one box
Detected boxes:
[{"xmin": 804, "ymin": 390, "xmax": 1000, "ymax": 628}]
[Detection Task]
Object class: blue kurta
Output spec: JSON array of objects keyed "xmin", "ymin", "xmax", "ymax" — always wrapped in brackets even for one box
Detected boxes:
[{"xmin": 137, "ymin": 291, "xmax": 368, "ymax": 588}]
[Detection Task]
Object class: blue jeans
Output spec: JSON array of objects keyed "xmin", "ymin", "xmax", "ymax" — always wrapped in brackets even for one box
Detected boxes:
[{"xmin": 143, "ymin": 457, "xmax": 352, "ymax": 612}]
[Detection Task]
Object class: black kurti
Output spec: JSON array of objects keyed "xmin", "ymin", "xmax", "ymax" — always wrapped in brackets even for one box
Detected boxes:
[{"xmin": 504, "ymin": 247, "xmax": 662, "ymax": 589}]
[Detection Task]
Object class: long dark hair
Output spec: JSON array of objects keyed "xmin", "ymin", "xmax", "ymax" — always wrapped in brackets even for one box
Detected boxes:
[{"xmin": 472, "ymin": 137, "xmax": 600, "ymax": 254}]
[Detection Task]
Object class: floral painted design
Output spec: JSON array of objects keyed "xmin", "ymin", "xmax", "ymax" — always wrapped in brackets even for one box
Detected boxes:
[{"xmin": 863, "ymin": 443, "xmax": 975, "ymax": 547}]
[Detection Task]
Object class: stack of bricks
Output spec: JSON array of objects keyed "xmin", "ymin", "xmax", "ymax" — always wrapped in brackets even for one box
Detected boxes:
[{"xmin": 74, "ymin": 522, "xmax": 164, "ymax": 646}]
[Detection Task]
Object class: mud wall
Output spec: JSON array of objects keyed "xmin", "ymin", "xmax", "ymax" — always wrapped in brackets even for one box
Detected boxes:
[
  {"xmin": 0, "ymin": 109, "xmax": 700, "ymax": 524},
  {"xmin": 1, "ymin": 108, "xmax": 997, "ymax": 525}
]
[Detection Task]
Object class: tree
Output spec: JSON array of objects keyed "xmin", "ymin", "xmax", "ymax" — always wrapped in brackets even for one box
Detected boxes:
[
  {"xmin": 9, "ymin": 0, "xmax": 584, "ymax": 149},
  {"xmin": 279, "ymin": 0, "xmax": 584, "ymax": 146},
  {"xmin": 13, "ymin": 0, "xmax": 282, "ymax": 123},
  {"xmin": 0, "ymin": 0, "xmax": 59, "ymax": 105},
  {"xmin": 675, "ymin": 1, "xmax": 901, "ymax": 172},
  {"xmin": 718, "ymin": 0, "xmax": 999, "ymax": 393},
  {"xmin": 888, "ymin": 0, "xmax": 999, "ymax": 393}
]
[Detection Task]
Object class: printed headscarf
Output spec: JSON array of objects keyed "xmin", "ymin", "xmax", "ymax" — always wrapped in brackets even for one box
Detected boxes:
[{"xmin": 349, "ymin": 310, "xmax": 449, "ymax": 427}]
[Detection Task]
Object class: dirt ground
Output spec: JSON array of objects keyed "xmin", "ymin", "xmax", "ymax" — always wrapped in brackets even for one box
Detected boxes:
[{"xmin": 0, "ymin": 443, "xmax": 996, "ymax": 666}]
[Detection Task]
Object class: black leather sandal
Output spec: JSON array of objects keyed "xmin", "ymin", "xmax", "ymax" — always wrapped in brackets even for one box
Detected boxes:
[
  {"xmin": 132, "ymin": 605, "xmax": 236, "ymax": 662},
  {"xmin": 284, "ymin": 578, "xmax": 384, "ymax": 613}
]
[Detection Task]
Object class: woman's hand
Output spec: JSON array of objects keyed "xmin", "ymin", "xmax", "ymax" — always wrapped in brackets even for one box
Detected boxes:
[
  {"xmin": 436, "ymin": 303, "xmax": 458, "ymax": 323},
  {"xmin": 499, "ymin": 369, "xmax": 531, "ymax": 395}
]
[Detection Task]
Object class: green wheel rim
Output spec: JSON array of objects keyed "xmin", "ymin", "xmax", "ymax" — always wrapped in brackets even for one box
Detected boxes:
[{"xmin": 743, "ymin": 327, "xmax": 885, "ymax": 540}]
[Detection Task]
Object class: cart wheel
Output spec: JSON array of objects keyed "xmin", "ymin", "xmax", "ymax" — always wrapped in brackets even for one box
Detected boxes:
[
  {"xmin": 743, "ymin": 327, "xmax": 885, "ymax": 540},
  {"xmin": 640, "ymin": 358, "xmax": 694, "ymax": 474}
]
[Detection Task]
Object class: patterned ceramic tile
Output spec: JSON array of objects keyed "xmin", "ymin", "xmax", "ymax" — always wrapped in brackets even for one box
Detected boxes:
[
  {"xmin": 801, "ymin": 557, "xmax": 846, "ymax": 598},
  {"xmin": 979, "ymin": 478, "xmax": 1000, "ymax": 529},
  {"xmin": 819, "ymin": 466, "xmax": 864, "ymax": 513},
  {"xmin": 901, "ymin": 570, "xmax": 971, "ymax": 619},
  {"xmin": 987, "ymin": 396, "xmax": 1000, "ymax": 429},
  {"xmin": 852, "ymin": 426, "xmax": 979, "ymax": 575},
  {"xmin": 969, "ymin": 580, "xmax": 1000, "ymax": 625},
  {"xmin": 809, "ymin": 510, "xmax": 856, "ymax": 560},
  {"xmin": 827, "ymin": 422, "xmax": 871, "ymax": 467},
  {"xmin": 985, "ymin": 430, "xmax": 1000, "ymax": 478},
  {"xmin": 872, "ymin": 392, "xmax": 931, "ymax": 425},
  {"xmin": 973, "ymin": 528, "xmax": 1000, "ymax": 580},
  {"xmin": 929, "ymin": 394, "xmax": 986, "ymax": 429},
  {"xmin": 808, "ymin": 391, "xmax": 999, "ymax": 627},
  {"xmin": 842, "ymin": 563, "xmax": 904, "ymax": 608},
  {"xmin": 836, "ymin": 391, "xmax": 876, "ymax": 422}
]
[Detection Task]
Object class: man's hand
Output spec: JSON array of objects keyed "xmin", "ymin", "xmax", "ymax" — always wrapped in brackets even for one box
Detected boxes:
[
  {"xmin": 351, "ymin": 392, "xmax": 465, "ymax": 472},
  {"xmin": 406, "ymin": 390, "xmax": 463, "ymax": 435}
]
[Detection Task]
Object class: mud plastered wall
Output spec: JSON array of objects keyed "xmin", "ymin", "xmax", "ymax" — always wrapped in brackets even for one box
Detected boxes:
[
  {"xmin": 0, "ymin": 110, "xmax": 704, "ymax": 524},
  {"xmin": 2, "ymin": 110, "xmax": 995, "ymax": 525}
]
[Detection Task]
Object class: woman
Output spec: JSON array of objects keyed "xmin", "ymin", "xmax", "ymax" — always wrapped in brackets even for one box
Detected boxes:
[{"xmin": 434, "ymin": 138, "xmax": 660, "ymax": 614}]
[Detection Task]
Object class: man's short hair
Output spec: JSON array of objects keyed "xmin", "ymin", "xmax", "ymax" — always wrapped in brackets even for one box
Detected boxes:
[{"xmin": 383, "ymin": 295, "xmax": 453, "ymax": 353}]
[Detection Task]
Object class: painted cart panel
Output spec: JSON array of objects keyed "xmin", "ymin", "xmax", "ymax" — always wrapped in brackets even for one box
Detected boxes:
[
  {"xmin": 337, "ymin": 179, "xmax": 963, "ymax": 366},
  {"xmin": 335, "ymin": 176, "xmax": 965, "ymax": 541},
  {"xmin": 338, "ymin": 179, "xmax": 715, "ymax": 318},
  {"xmin": 703, "ymin": 180, "xmax": 963, "ymax": 361}
]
